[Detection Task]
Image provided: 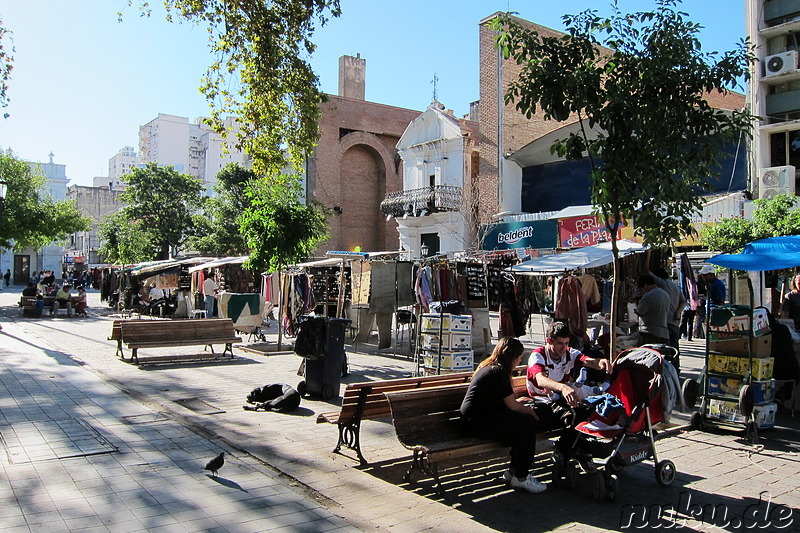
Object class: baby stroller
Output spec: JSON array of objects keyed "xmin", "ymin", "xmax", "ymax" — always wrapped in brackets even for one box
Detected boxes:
[{"xmin": 552, "ymin": 346, "xmax": 677, "ymax": 501}]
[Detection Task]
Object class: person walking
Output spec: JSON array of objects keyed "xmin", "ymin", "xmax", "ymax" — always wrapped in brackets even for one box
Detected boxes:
[
  {"xmin": 635, "ymin": 274, "xmax": 671, "ymax": 346},
  {"xmin": 203, "ymin": 273, "xmax": 218, "ymax": 318},
  {"xmin": 3, "ymin": 269, "xmax": 9, "ymax": 288}
]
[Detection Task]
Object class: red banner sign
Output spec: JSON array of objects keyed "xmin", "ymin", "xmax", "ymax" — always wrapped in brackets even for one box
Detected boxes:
[{"xmin": 558, "ymin": 215, "xmax": 625, "ymax": 248}]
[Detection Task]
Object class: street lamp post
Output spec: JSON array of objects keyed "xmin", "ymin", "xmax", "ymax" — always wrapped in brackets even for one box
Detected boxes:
[
  {"xmin": 420, "ymin": 243, "xmax": 429, "ymax": 258},
  {"xmin": 0, "ymin": 177, "xmax": 7, "ymax": 287}
]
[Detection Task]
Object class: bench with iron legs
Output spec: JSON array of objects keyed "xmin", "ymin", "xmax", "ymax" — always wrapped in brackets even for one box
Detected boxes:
[
  {"xmin": 384, "ymin": 376, "xmax": 558, "ymax": 494},
  {"xmin": 316, "ymin": 365, "xmax": 530, "ymax": 465},
  {"xmin": 111, "ymin": 318, "xmax": 242, "ymax": 364}
]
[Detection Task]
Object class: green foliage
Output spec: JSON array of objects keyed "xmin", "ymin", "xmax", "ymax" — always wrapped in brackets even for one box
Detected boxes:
[
  {"xmin": 493, "ymin": 0, "xmax": 754, "ymax": 247},
  {"xmin": 702, "ymin": 194, "xmax": 800, "ymax": 252},
  {"xmin": 126, "ymin": 0, "xmax": 341, "ymax": 176},
  {"xmin": 189, "ymin": 163, "xmax": 254, "ymax": 256},
  {"xmin": 106, "ymin": 163, "xmax": 205, "ymax": 260},
  {"xmin": 0, "ymin": 151, "xmax": 89, "ymax": 250},
  {"xmin": 0, "ymin": 17, "xmax": 13, "ymax": 118},
  {"xmin": 98, "ymin": 211, "xmax": 157, "ymax": 264},
  {"xmin": 240, "ymin": 176, "xmax": 328, "ymax": 273}
]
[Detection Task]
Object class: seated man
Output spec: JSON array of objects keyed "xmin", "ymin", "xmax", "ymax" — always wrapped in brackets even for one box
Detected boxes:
[
  {"xmin": 51, "ymin": 284, "xmax": 74, "ymax": 317},
  {"xmin": 526, "ymin": 320, "xmax": 611, "ymax": 430},
  {"xmin": 22, "ymin": 282, "xmax": 39, "ymax": 297}
]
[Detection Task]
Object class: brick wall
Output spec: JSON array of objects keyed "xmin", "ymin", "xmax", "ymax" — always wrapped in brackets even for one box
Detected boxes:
[{"xmin": 311, "ymin": 95, "xmax": 421, "ymax": 255}]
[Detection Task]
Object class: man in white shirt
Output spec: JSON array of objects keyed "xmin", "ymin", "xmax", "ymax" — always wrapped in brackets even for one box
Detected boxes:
[{"xmin": 203, "ymin": 275, "xmax": 218, "ymax": 318}]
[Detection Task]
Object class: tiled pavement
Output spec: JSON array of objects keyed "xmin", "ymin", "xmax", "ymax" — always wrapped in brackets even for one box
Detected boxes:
[{"xmin": 0, "ymin": 289, "xmax": 798, "ymax": 532}]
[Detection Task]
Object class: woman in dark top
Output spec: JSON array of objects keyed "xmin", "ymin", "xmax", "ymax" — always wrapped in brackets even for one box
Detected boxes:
[{"xmin": 460, "ymin": 336, "xmax": 545, "ymax": 493}]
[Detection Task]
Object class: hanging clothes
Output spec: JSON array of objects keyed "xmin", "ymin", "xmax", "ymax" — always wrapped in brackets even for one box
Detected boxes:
[{"xmin": 555, "ymin": 274, "xmax": 588, "ymax": 342}]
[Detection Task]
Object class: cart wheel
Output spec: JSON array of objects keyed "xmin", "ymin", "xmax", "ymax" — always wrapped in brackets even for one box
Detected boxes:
[
  {"xmin": 296, "ymin": 381, "xmax": 307, "ymax": 397},
  {"xmin": 739, "ymin": 384, "xmax": 755, "ymax": 417},
  {"xmin": 655, "ymin": 460, "xmax": 676, "ymax": 487},
  {"xmin": 592, "ymin": 471, "xmax": 605, "ymax": 501},
  {"xmin": 690, "ymin": 411, "xmax": 704, "ymax": 430},
  {"xmin": 682, "ymin": 378, "xmax": 699, "ymax": 409},
  {"xmin": 322, "ymin": 384, "xmax": 336, "ymax": 401},
  {"xmin": 566, "ymin": 460, "xmax": 579, "ymax": 489},
  {"xmin": 605, "ymin": 474, "xmax": 618, "ymax": 502}
]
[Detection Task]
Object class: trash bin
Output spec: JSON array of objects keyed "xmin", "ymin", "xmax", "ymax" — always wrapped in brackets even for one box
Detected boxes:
[{"xmin": 294, "ymin": 316, "xmax": 351, "ymax": 400}]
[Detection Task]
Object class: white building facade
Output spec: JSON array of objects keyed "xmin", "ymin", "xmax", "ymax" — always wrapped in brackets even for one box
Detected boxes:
[
  {"xmin": 746, "ymin": 0, "xmax": 800, "ymax": 198},
  {"xmin": 381, "ymin": 102, "xmax": 479, "ymax": 257},
  {"xmin": 138, "ymin": 113, "xmax": 248, "ymax": 192}
]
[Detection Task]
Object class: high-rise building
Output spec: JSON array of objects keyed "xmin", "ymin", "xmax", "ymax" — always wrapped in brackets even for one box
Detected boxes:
[
  {"xmin": 108, "ymin": 146, "xmax": 138, "ymax": 180},
  {"xmin": 138, "ymin": 113, "xmax": 247, "ymax": 191},
  {"xmin": 746, "ymin": 0, "xmax": 800, "ymax": 199}
]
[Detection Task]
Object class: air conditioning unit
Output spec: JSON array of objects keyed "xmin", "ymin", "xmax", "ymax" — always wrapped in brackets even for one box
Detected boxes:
[
  {"xmin": 759, "ymin": 165, "xmax": 796, "ymax": 199},
  {"xmin": 763, "ymin": 51, "xmax": 798, "ymax": 78}
]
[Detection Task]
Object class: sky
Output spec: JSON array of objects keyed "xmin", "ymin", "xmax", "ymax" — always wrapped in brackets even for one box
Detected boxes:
[{"xmin": 0, "ymin": 0, "xmax": 747, "ymax": 186}]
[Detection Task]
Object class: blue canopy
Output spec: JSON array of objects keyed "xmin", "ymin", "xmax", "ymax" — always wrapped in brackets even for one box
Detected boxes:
[{"xmin": 706, "ymin": 235, "xmax": 800, "ymax": 271}]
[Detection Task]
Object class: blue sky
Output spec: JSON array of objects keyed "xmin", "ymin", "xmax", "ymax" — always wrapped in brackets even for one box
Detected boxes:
[{"xmin": 0, "ymin": 0, "xmax": 746, "ymax": 186}]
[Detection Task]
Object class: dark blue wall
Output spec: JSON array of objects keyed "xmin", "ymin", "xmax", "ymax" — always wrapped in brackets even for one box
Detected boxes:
[{"xmin": 520, "ymin": 142, "xmax": 747, "ymax": 213}]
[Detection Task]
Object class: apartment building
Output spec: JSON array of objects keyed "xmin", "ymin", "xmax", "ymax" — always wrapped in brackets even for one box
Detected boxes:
[{"xmin": 746, "ymin": 0, "xmax": 800, "ymax": 198}]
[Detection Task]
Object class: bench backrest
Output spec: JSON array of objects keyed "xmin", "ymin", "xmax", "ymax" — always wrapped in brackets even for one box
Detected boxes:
[
  {"xmin": 385, "ymin": 384, "xmax": 471, "ymax": 446},
  {"xmin": 338, "ymin": 372, "xmax": 474, "ymax": 423},
  {"xmin": 120, "ymin": 318, "xmax": 237, "ymax": 342}
]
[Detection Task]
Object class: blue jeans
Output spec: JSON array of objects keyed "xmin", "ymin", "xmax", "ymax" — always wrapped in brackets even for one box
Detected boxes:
[{"xmin": 204, "ymin": 295, "xmax": 215, "ymax": 318}]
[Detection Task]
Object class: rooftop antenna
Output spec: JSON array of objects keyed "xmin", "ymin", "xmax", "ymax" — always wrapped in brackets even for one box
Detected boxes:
[{"xmin": 431, "ymin": 72, "xmax": 439, "ymax": 103}]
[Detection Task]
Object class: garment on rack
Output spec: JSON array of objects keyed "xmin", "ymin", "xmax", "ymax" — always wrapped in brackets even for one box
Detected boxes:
[
  {"xmin": 369, "ymin": 262, "xmax": 396, "ymax": 314},
  {"xmin": 218, "ymin": 293, "xmax": 265, "ymax": 329},
  {"xmin": 555, "ymin": 274, "xmax": 588, "ymax": 340}
]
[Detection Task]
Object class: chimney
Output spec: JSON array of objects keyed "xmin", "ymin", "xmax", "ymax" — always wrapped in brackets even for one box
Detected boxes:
[{"xmin": 338, "ymin": 54, "xmax": 366, "ymax": 100}]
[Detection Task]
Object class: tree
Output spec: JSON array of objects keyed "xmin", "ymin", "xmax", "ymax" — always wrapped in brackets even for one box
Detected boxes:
[
  {"xmin": 112, "ymin": 163, "xmax": 206, "ymax": 260},
  {"xmin": 493, "ymin": 0, "xmax": 754, "ymax": 355},
  {"xmin": 98, "ymin": 211, "xmax": 157, "ymax": 264},
  {"xmin": 0, "ymin": 151, "xmax": 88, "ymax": 250},
  {"xmin": 240, "ymin": 175, "xmax": 328, "ymax": 348},
  {"xmin": 126, "ymin": 0, "xmax": 341, "ymax": 176},
  {"xmin": 702, "ymin": 193, "xmax": 800, "ymax": 252},
  {"xmin": 189, "ymin": 163, "xmax": 255, "ymax": 256},
  {"xmin": 0, "ymin": 16, "xmax": 13, "ymax": 118},
  {"xmin": 239, "ymin": 176, "xmax": 328, "ymax": 274}
]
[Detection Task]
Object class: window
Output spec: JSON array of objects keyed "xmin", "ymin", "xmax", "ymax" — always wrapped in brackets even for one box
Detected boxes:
[{"xmin": 429, "ymin": 174, "xmax": 435, "ymax": 188}]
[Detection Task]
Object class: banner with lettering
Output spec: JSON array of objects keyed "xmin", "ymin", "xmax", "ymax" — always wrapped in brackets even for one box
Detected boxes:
[
  {"xmin": 480, "ymin": 220, "xmax": 558, "ymax": 251},
  {"xmin": 558, "ymin": 215, "xmax": 626, "ymax": 248}
]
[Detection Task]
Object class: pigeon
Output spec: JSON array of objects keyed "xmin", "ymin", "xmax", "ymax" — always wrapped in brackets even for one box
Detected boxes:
[{"xmin": 203, "ymin": 452, "xmax": 225, "ymax": 476}]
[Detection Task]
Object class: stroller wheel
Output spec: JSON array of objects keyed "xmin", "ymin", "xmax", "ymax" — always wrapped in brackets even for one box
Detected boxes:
[
  {"xmin": 551, "ymin": 453, "xmax": 566, "ymax": 488},
  {"xmin": 605, "ymin": 473, "xmax": 618, "ymax": 502},
  {"xmin": 566, "ymin": 460, "xmax": 579, "ymax": 489},
  {"xmin": 591, "ymin": 471, "xmax": 605, "ymax": 501},
  {"xmin": 655, "ymin": 460, "xmax": 676, "ymax": 487}
]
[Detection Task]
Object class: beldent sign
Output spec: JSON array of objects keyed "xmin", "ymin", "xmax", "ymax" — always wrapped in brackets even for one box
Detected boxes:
[{"xmin": 481, "ymin": 220, "xmax": 557, "ymax": 251}]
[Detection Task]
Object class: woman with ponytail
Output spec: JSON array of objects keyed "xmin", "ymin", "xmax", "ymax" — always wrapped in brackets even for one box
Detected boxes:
[{"xmin": 460, "ymin": 336, "xmax": 546, "ymax": 493}]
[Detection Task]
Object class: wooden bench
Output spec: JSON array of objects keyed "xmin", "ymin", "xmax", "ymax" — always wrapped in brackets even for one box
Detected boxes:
[
  {"xmin": 19, "ymin": 295, "xmax": 80, "ymax": 316},
  {"xmin": 385, "ymin": 377, "xmax": 558, "ymax": 493},
  {"xmin": 115, "ymin": 318, "xmax": 242, "ymax": 364},
  {"xmin": 317, "ymin": 365, "xmax": 530, "ymax": 465}
]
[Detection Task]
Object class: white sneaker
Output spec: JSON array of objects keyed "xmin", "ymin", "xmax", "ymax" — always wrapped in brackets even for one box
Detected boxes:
[
  {"xmin": 510, "ymin": 474, "xmax": 547, "ymax": 494},
  {"xmin": 502, "ymin": 469, "xmax": 515, "ymax": 483}
]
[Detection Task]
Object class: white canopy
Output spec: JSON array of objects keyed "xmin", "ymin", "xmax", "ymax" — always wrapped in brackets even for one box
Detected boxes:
[
  {"xmin": 188, "ymin": 256, "xmax": 249, "ymax": 273},
  {"xmin": 510, "ymin": 240, "xmax": 646, "ymax": 274}
]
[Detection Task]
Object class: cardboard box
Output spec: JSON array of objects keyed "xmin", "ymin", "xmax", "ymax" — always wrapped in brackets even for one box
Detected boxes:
[
  {"xmin": 707, "ymin": 400, "xmax": 777, "ymax": 428},
  {"xmin": 707, "ymin": 377, "xmax": 775, "ymax": 404},
  {"xmin": 709, "ymin": 306, "xmax": 770, "ymax": 337},
  {"xmin": 709, "ymin": 335, "xmax": 772, "ymax": 357},
  {"xmin": 708, "ymin": 354, "xmax": 746, "ymax": 375},
  {"xmin": 739, "ymin": 357, "xmax": 775, "ymax": 380},
  {"xmin": 420, "ymin": 333, "xmax": 472, "ymax": 350},
  {"xmin": 422, "ymin": 350, "xmax": 474, "ymax": 371},
  {"xmin": 420, "ymin": 314, "xmax": 472, "ymax": 333}
]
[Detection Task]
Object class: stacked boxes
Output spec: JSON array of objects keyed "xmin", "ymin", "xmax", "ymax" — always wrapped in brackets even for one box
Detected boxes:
[
  {"xmin": 419, "ymin": 313, "xmax": 473, "ymax": 373},
  {"xmin": 705, "ymin": 305, "xmax": 776, "ymax": 426}
]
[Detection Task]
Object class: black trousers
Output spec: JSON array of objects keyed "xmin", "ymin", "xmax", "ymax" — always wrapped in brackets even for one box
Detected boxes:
[{"xmin": 466, "ymin": 410, "xmax": 537, "ymax": 477}]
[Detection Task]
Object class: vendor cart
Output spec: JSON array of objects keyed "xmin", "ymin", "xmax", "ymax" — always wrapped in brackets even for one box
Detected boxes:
[{"xmin": 683, "ymin": 235, "xmax": 800, "ymax": 438}]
